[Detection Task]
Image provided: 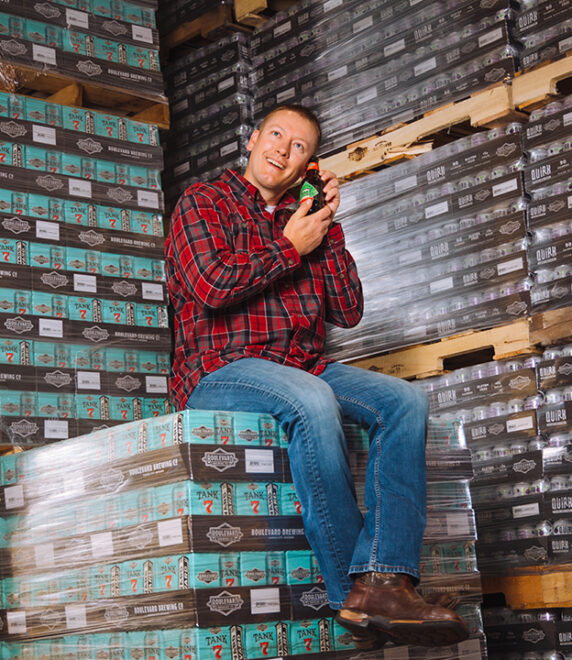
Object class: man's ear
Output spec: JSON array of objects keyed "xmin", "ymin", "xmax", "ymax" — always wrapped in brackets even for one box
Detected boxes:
[{"xmin": 246, "ymin": 129, "xmax": 260, "ymax": 152}]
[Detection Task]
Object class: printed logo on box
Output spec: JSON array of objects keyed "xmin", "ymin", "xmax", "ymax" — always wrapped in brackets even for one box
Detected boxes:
[
  {"xmin": 0, "ymin": 40, "xmax": 27, "ymax": 57},
  {"xmin": 112, "ymin": 281, "xmax": 138, "ymax": 298},
  {"xmin": 83, "ymin": 326, "xmax": 110, "ymax": 343},
  {"xmin": 79, "ymin": 230, "xmax": 105, "ymax": 247},
  {"xmin": 77, "ymin": 137, "xmax": 104, "ymax": 155},
  {"xmin": 238, "ymin": 429, "xmax": 258, "ymax": 443},
  {"xmin": 509, "ymin": 375, "xmax": 533, "ymax": 390},
  {"xmin": 104, "ymin": 604, "xmax": 129, "ymax": 625},
  {"xmin": 507, "ymin": 301, "xmax": 528, "ymax": 316},
  {"xmin": 0, "ymin": 121, "xmax": 26, "ymax": 138},
  {"xmin": 40, "ymin": 608, "xmax": 63, "ymax": 630},
  {"xmin": 36, "ymin": 174, "xmax": 65, "ymax": 192},
  {"xmin": 77, "ymin": 60, "xmax": 103, "ymax": 78},
  {"xmin": 107, "ymin": 187, "xmax": 133, "ymax": 204},
  {"xmin": 499, "ymin": 220, "xmax": 521, "ymax": 236},
  {"xmin": 35, "ymin": 3, "xmax": 62, "ymax": 19},
  {"xmin": 126, "ymin": 525, "xmax": 154, "ymax": 550},
  {"xmin": 102, "ymin": 20, "xmax": 128, "ymax": 37},
  {"xmin": 5, "ymin": 317, "xmax": 33, "ymax": 334},
  {"xmin": 523, "ymin": 545, "xmax": 547, "ymax": 562},
  {"xmin": 206, "ymin": 590, "xmax": 244, "ymax": 616},
  {"xmin": 206, "ymin": 522, "xmax": 243, "ymax": 547},
  {"xmin": 44, "ymin": 370, "xmax": 73, "ymax": 388},
  {"xmin": 115, "ymin": 375, "xmax": 141, "ymax": 392},
  {"xmin": 522, "ymin": 628, "xmax": 546, "ymax": 644},
  {"xmin": 192, "ymin": 425, "xmax": 214, "ymax": 440},
  {"xmin": 2, "ymin": 217, "xmax": 30, "ymax": 234},
  {"xmin": 9, "ymin": 419, "xmax": 39, "ymax": 438},
  {"xmin": 41, "ymin": 271, "xmax": 69, "ymax": 289},
  {"xmin": 99, "ymin": 467, "xmax": 125, "ymax": 491},
  {"xmin": 202, "ymin": 448, "xmax": 239, "ymax": 472},
  {"xmin": 197, "ymin": 569, "xmax": 219, "ymax": 585},
  {"xmin": 299, "ymin": 586, "xmax": 329, "ymax": 611},
  {"xmin": 513, "ymin": 459, "xmax": 537, "ymax": 475}
]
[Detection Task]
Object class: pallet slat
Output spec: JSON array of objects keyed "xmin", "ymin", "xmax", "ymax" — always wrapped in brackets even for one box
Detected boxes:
[{"xmin": 482, "ymin": 566, "xmax": 572, "ymax": 609}]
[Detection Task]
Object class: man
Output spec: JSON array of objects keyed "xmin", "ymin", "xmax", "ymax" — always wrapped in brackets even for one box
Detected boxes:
[{"xmin": 165, "ymin": 104, "xmax": 469, "ymax": 650}]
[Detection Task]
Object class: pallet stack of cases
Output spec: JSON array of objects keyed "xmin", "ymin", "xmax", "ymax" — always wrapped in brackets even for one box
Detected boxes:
[
  {"xmin": 0, "ymin": 0, "xmax": 173, "ymax": 445},
  {"xmin": 162, "ymin": 32, "xmax": 253, "ymax": 211},
  {"xmin": 0, "ymin": 408, "xmax": 486, "ymax": 659}
]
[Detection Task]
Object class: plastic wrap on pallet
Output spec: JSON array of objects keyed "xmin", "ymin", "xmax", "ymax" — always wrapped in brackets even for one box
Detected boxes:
[
  {"xmin": 0, "ymin": 408, "xmax": 484, "ymax": 655},
  {"xmin": 522, "ymin": 94, "xmax": 572, "ymax": 313},
  {"xmin": 325, "ymin": 128, "xmax": 530, "ymax": 362},
  {"xmin": 0, "ymin": 9, "xmax": 165, "ymax": 100},
  {"xmin": 484, "ymin": 605, "xmax": 572, "ymax": 658},
  {"xmin": 515, "ymin": 0, "xmax": 572, "ymax": 70},
  {"xmin": 251, "ymin": 0, "xmax": 516, "ymax": 155}
]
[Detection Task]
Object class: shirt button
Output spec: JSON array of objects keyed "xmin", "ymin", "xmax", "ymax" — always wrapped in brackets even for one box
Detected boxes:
[{"xmin": 288, "ymin": 258, "xmax": 295, "ymax": 266}]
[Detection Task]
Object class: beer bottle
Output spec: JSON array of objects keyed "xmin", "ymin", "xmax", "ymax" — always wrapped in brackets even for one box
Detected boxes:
[{"xmin": 299, "ymin": 157, "xmax": 325, "ymax": 213}]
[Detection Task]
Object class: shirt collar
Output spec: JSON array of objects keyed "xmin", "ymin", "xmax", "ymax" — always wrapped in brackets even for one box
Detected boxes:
[{"xmin": 222, "ymin": 169, "xmax": 297, "ymax": 210}]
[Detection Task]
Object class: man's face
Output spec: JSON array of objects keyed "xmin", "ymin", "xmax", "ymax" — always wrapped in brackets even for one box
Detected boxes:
[{"xmin": 243, "ymin": 109, "xmax": 319, "ymax": 205}]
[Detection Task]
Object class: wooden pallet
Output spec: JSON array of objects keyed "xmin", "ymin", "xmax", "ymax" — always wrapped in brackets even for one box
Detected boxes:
[
  {"xmin": 348, "ymin": 319, "xmax": 535, "ymax": 380},
  {"xmin": 161, "ymin": 5, "xmax": 233, "ymax": 53},
  {"xmin": 321, "ymin": 54, "xmax": 572, "ymax": 179},
  {"xmin": 482, "ymin": 565, "xmax": 572, "ymax": 609},
  {"xmin": 234, "ymin": 0, "xmax": 299, "ymax": 28},
  {"xmin": 348, "ymin": 306, "xmax": 572, "ymax": 380},
  {"xmin": 0, "ymin": 64, "xmax": 170, "ymax": 130}
]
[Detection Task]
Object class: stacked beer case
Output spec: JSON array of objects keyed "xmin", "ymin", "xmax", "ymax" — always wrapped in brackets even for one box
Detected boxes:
[
  {"xmin": 251, "ymin": 0, "xmax": 518, "ymax": 156},
  {"xmin": 0, "ymin": 409, "xmax": 486, "ymax": 659},
  {"xmin": 162, "ymin": 33, "xmax": 253, "ymax": 210},
  {"xmin": 325, "ymin": 125, "xmax": 530, "ymax": 361},
  {"xmin": 0, "ymin": 0, "xmax": 172, "ymax": 447},
  {"xmin": 0, "ymin": 0, "xmax": 163, "ymax": 100},
  {"xmin": 415, "ymin": 346, "xmax": 572, "ymax": 658}
]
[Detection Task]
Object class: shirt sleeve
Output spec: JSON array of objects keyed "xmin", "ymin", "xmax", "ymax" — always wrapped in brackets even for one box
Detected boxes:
[
  {"xmin": 166, "ymin": 186, "xmax": 301, "ymax": 309},
  {"xmin": 319, "ymin": 222, "xmax": 364, "ymax": 328}
]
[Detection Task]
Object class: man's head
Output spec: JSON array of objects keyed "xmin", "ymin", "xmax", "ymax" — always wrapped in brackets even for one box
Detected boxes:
[{"xmin": 243, "ymin": 105, "xmax": 322, "ymax": 206}]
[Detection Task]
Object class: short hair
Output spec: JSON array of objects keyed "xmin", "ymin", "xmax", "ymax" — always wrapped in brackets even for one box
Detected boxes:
[{"xmin": 259, "ymin": 104, "xmax": 322, "ymax": 149}]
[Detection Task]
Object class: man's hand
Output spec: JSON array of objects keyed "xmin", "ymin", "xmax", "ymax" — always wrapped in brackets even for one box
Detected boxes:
[
  {"xmin": 283, "ymin": 199, "xmax": 333, "ymax": 256},
  {"xmin": 283, "ymin": 169, "xmax": 341, "ymax": 257}
]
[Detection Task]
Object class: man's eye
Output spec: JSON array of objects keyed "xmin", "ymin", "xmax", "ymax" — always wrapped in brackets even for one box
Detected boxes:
[{"xmin": 294, "ymin": 143, "xmax": 304, "ymax": 151}]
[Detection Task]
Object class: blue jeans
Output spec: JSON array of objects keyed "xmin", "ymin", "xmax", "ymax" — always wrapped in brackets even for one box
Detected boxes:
[{"xmin": 185, "ymin": 358, "xmax": 428, "ymax": 609}]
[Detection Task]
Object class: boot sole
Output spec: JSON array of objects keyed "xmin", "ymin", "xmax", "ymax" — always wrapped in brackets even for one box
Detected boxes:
[{"xmin": 336, "ymin": 610, "xmax": 470, "ymax": 648}]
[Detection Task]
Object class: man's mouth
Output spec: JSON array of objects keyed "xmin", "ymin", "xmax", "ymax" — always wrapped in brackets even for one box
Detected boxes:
[{"xmin": 266, "ymin": 157, "xmax": 285, "ymax": 170}]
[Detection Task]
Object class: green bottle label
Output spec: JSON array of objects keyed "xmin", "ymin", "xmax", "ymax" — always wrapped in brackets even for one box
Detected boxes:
[{"xmin": 299, "ymin": 181, "xmax": 318, "ymax": 202}]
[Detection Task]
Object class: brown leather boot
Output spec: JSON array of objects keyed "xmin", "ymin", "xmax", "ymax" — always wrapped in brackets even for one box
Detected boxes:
[{"xmin": 336, "ymin": 572, "xmax": 470, "ymax": 648}]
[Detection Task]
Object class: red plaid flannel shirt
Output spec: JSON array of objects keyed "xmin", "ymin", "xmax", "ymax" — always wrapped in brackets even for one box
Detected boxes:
[{"xmin": 165, "ymin": 169, "xmax": 363, "ymax": 410}]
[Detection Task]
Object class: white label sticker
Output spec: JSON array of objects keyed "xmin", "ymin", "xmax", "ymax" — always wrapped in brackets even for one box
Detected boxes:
[
  {"xmin": 4, "ymin": 484, "xmax": 24, "ymax": 509},
  {"xmin": 34, "ymin": 542, "xmax": 55, "ymax": 569},
  {"xmin": 66, "ymin": 8, "xmax": 89, "ymax": 29},
  {"xmin": 328, "ymin": 65, "xmax": 348, "ymax": 82},
  {"xmin": 513, "ymin": 502, "xmax": 540, "ymax": 518},
  {"xmin": 218, "ymin": 77, "xmax": 234, "ymax": 92},
  {"xmin": 66, "ymin": 604, "xmax": 87, "ymax": 629},
  {"xmin": 507, "ymin": 415, "xmax": 534, "ymax": 433},
  {"xmin": 560, "ymin": 36, "xmax": 572, "ymax": 52},
  {"xmin": 137, "ymin": 190, "xmax": 159, "ymax": 208},
  {"xmin": 492, "ymin": 177, "xmax": 518, "ymax": 197},
  {"xmin": 353, "ymin": 16, "xmax": 373, "ymax": 33},
  {"xmin": 446, "ymin": 512, "xmax": 471, "ymax": 536},
  {"xmin": 497, "ymin": 256, "xmax": 524, "ymax": 276},
  {"xmin": 221, "ymin": 141, "xmax": 238, "ymax": 157},
  {"xmin": 414, "ymin": 56, "xmax": 437, "ymax": 77},
  {"xmin": 430, "ymin": 276, "xmax": 454, "ymax": 294},
  {"xmin": 394, "ymin": 174, "xmax": 417, "ymax": 193},
  {"xmin": 563, "ymin": 111, "xmax": 572, "ymax": 127},
  {"xmin": 32, "ymin": 124, "xmax": 56, "ymax": 146},
  {"xmin": 36, "ymin": 220, "xmax": 59, "ymax": 241},
  {"xmin": 69, "ymin": 179, "xmax": 92, "ymax": 198},
  {"xmin": 158, "ymin": 518, "xmax": 183, "ymax": 546},
  {"xmin": 251, "ymin": 587, "xmax": 281, "ymax": 614},
  {"xmin": 145, "ymin": 375, "xmax": 168, "ymax": 394},
  {"xmin": 44, "ymin": 419, "xmax": 69, "ymax": 439},
  {"xmin": 7, "ymin": 611, "xmax": 27, "ymax": 635},
  {"xmin": 91, "ymin": 531, "xmax": 114, "ymax": 558},
  {"xmin": 384, "ymin": 38, "xmax": 405, "ymax": 57},
  {"xmin": 173, "ymin": 99, "xmax": 188, "ymax": 114},
  {"xmin": 399, "ymin": 250, "xmax": 422, "ymax": 266},
  {"xmin": 77, "ymin": 371, "xmax": 101, "ymax": 390},
  {"xmin": 33, "ymin": 44, "xmax": 56, "ymax": 66},
  {"xmin": 173, "ymin": 162, "xmax": 190, "ymax": 177},
  {"xmin": 274, "ymin": 21, "xmax": 292, "ymax": 38},
  {"xmin": 425, "ymin": 200, "xmax": 449, "ymax": 219},
  {"xmin": 132, "ymin": 25, "xmax": 153, "ymax": 44},
  {"xmin": 277, "ymin": 87, "xmax": 296, "ymax": 103},
  {"xmin": 357, "ymin": 86, "xmax": 377, "ymax": 104},
  {"xmin": 142, "ymin": 282, "xmax": 164, "ymax": 301},
  {"xmin": 73, "ymin": 273, "xmax": 97, "ymax": 293},
  {"xmin": 39, "ymin": 318, "xmax": 63, "ymax": 338},
  {"xmin": 324, "ymin": 0, "xmax": 343, "ymax": 9},
  {"xmin": 478, "ymin": 27, "xmax": 503, "ymax": 48},
  {"xmin": 245, "ymin": 449, "xmax": 275, "ymax": 474}
]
